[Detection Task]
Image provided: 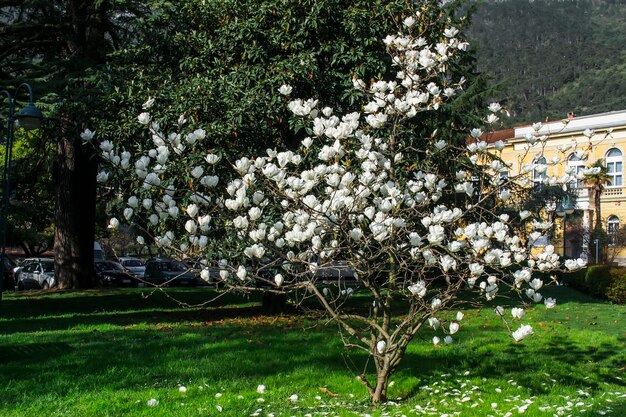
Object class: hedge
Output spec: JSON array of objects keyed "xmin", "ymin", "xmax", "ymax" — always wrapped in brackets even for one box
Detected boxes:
[{"xmin": 562, "ymin": 265, "xmax": 626, "ymax": 304}]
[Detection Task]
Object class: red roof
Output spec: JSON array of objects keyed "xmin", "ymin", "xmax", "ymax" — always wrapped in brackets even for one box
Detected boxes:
[{"xmin": 478, "ymin": 128, "xmax": 515, "ymax": 144}]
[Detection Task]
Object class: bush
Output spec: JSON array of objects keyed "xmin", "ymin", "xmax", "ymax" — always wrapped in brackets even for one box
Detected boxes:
[
  {"xmin": 584, "ymin": 265, "xmax": 615, "ymax": 297},
  {"xmin": 564, "ymin": 265, "xmax": 626, "ymax": 301},
  {"xmin": 606, "ymin": 274, "xmax": 626, "ymax": 304},
  {"xmin": 562, "ymin": 268, "xmax": 587, "ymax": 290}
]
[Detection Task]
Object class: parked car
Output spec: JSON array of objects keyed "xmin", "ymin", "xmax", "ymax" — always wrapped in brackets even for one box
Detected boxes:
[
  {"xmin": 94, "ymin": 260, "xmax": 138, "ymax": 287},
  {"xmin": 117, "ymin": 257, "xmax": 146, "ymax": 278},
  {"xmin": 1, "ymin": 255, "xmax": 15, "ymax": 291},
  {"xmin": 143, "ymin": 258, "xmax": 200, "ymax": 287},
  {"xmin": 13, "ymin": 257, "xmax": 47, "ymax": 281},
  {"xmin": 16, "ymin": 259, "xmax": 56, "ymax": 290}
]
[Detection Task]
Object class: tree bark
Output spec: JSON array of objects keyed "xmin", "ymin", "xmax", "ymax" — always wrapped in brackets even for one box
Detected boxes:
[
  {"xmin": 594, "ymin": 185, "xmax": 603, "ymax": 263},
  {"xmin": 371, "ymin": 371, "xmax": 389, "ymax": 404},
  {"xmin": 54, "ymin": 135, "xmax": 97, "ymax": 289},
  {"xmin": 53, "ymin": 0, "xmax": 108, "ymax": 289}
]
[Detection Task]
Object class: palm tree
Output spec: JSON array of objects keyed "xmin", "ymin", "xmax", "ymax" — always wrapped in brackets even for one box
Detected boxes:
[{"xmin": 583, "ymin": 159, "xmax": 612, "ymax": 262}]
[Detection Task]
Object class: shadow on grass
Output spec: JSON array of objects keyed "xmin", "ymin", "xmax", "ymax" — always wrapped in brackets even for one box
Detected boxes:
[
  {"xmin": 0, "ymin": 286, "xmax": 623, "ymax": 410},
  {"xmin": 0, "ymin": 304, "xmax": 299, "ymax": 335},
  {"xmin": 0, "ymin": 342, "xmax": 74, "ymax": 365},
  {"xmin": 1, "ymin": 288, "xmax": 261, "ymax": 318},
  {"xmin": 394, "ymin": 330, "xmax": 625, "ymax": 403},
  {"xmin": 0, "ymin": 317, "xmax": 350, "ymax": 406}
]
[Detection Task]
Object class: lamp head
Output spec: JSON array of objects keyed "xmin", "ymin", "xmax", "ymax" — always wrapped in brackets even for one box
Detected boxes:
[
  {"xmin": 15, "ymin": 102, "xmax": 43, "ymax": 130},
  {"xmin": 556, "ymin": 201, "xmax": 575, "ymax": 216}
]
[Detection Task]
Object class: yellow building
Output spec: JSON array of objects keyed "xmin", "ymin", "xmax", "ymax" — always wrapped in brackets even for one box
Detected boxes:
[{"xmin": 491, "ymin": 110, "xmax": 626, "ymax": 263}]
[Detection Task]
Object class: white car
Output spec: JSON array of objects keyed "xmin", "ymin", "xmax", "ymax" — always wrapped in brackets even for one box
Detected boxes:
[
  {"xmin": 17, "ymin": 259, "xmax": 56, "ymax": 290},
  {"xmin": 117, "ymin": 257, "xmax": 146, "ymax": 278}
]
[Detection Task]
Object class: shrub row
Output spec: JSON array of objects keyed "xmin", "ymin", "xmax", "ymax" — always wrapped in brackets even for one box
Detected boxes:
[{"xmin": 562, "ymin": 265, "xmax": 626, "ymax": 304}]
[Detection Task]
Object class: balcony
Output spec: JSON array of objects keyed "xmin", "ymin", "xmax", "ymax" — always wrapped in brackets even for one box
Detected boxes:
[
  {"xmin": 571, "ymin": 186, "xmax": 626, "ymax": 204},
  {"xmin": 603, "ymin": 187, "xmax": 624, "ymax": 198}
]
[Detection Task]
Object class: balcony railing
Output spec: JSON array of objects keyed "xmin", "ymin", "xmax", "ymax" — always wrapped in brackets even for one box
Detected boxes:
[
  {"xmin": 571, "ymin": 186, "xmax": 625, "ymax": 199},
  {"xmin": 603, "ymin": 187, "xmax": 624, "ymax": 197}
]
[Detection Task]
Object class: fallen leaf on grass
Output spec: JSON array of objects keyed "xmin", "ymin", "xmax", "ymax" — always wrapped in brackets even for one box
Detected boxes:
[{"xmin": 319, "ymin": 387, "xmax": 337, "ymax": 397}]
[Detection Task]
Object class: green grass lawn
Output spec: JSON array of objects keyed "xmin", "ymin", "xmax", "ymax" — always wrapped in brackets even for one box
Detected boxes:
[{"xmin": 0, "ymin": 286, "xmax": 624, "ymax": 416}]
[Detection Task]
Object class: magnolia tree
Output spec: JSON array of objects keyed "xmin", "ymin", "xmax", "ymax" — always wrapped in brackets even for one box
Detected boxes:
[{"xmin": 92, "ymin": 2, "xmax": 586, "ymax": 405}]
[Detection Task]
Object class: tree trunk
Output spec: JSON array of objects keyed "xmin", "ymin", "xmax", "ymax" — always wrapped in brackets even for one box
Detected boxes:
[
  {"xmin": 262, "ymin": 292, "xmax": 287, "ymax": 314},
  {"xmin": 371, "ymin": 370, "xmax": 390, "ymax": 404},
  {"xmin": 52, "ymin": 0, "xmax": 107, "ymax": 289},
  {"xmin": 54, "ymin": 136, "xmax": 97, "ymax": 289},
  {"xmin": 594, "ymin": 186, "xmax": 603, "ymax": 263}
]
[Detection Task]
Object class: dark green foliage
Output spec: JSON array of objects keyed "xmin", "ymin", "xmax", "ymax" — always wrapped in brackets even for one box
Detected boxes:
[
  {"xmin": 98, "ymin": 0, "xmax": 479, "ymax": 156},
  {"xmin": 606, "ymin": 274, "xmax": 626, "ymax": 304},
  {"xmin": 100, "ymin": 0, "xmax": 404, "ymax": 153},
  {"xmin": 562, "ymin": 267, "xmax": 587, "ymax": 291},
  {"xmin": 564, "ymin": 265, "xmax": 626, "ymax": 303},
  {"xmin": 584, "ymin": 265, "xmax": 615, "ymax": 298},
  {"xmin": 468, "ymin": 0, "xmax": 626, "ymax": 125}
]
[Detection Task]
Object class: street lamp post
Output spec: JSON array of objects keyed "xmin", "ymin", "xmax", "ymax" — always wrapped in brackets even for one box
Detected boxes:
[
  {"xmin": 0, "ymin": 83, "xmax": 43, "ymax": 313},
  {"xmin": 556, "ymin": 194, "xmax": 575, "ymax": 259}
]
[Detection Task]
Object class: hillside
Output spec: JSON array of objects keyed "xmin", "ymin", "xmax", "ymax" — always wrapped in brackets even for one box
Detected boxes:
[{"xmin": 469, "ymin": 0, "xmax": 626, "ymax": 125}]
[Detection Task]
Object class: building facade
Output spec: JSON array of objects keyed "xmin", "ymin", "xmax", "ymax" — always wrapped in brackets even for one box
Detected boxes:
[{"xmin": 492, "ymin": 110, "xmax": 626, "ymax": 263}]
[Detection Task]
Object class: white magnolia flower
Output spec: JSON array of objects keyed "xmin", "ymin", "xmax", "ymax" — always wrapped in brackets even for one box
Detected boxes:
[
  {"xmin": 544, "ymin": 297, "xmax": 557, "ymax": 308},
  {"xmin": 529, "ymin": 278, "xmax": 543, "ymax": 291},
  {"xmin": 511, "ymin": 324, "xmax": 533, "ymax": 342},
  {"xmin": 289, "ymin": 394, "xmax": 299, "ymax": 402},
  {"xmin": 179, "ymin": 386, "xmax": 187, "ymax": 393},
  {"xmin": 456, "ymin": 312, "xmax": 464, "ymax": 321},
  {"xmin": 147, "ymin": 399, "xmax": 159, "ymax": 407},
  {"xmin": 376, "ymin": 340, "xmax": 387, "ymax": 354},
  {"xmin": 511, "ymin": 307, "xmax": 525, "ymax": 320},
  {"xmin": 444, "ymin": 336, "xmax": 453, "ymax": 345},
  {"xmin": 96, "ymin": 171, "xmax": 109, "ymax": 183},
  {"xmin": 138, "ymin": 112, "xmax": 151, "ymax": 125},
  {"xmin": 278, "ymin": 84, "xmax": 293, "ymax": 95},
  {"xmin": 143, "ymin": 198, "xmax": 153, "ymax": 210},
  {"xmin": 403, "ymin": 16, "xmax": 416, "ymax": 27},
  {"xmin": 274, "ymin": 274, "xmax": 284, "ymax": 287},
  {"xmin": 200, "ymin": 268, "xmax": 211, "ymax": 281},
  {"xmin": 80, "ymin": 129, "xmax": 95, "ymax": 143},
  {"xmin": 449, "ymin": 322, "xmax": 460, "ymax": 334},
  {"xmin": 205, "ymin": 153, "xmax": 221, "ymax": 164},
  {"xmin": 349, "ymin": 228, "xmax": 363, "ymax": 241},
  {"xmin": 428, "ymin": 317, "xmax": 440, "ymax": 330},
  {"xmin": 408, "ymin": 281, "xmax": 427, "ymax": 298},
  {"xmin": 432, "ymin": 336, "xmax": 441, "ymax": 346},
  {"xmin": 108, "ymin": 217, "xmax": 119, "ymax": 230},
  {"xmin": 257, "ymin": 385, "xmax": 266, "ymax": 394},
  {"xmin": 142, "ymin": 97, "xmax": 155, "ymax": 109},
  {"xmin": 191, "ymin": 166, "xmax": 204, "ymax": 178}
]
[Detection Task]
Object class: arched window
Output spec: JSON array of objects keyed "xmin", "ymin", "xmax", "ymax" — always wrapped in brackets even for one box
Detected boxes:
[
  {"xmin": 606, "ymin": 148, "xmax": 623, "ymax": 187},
  {"xmin": 607, "ymin": 215, "xmax": 620, "ymax": 245},
  {"xmin": 533, "ymin": 156, "xmax": 547, "ymax": 188},
  {"xmin": 567, "ymin": 153, "xmax": 586, "ymax": 188}
]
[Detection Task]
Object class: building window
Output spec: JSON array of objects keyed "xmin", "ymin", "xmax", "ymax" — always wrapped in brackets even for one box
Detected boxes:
[
  {"xmin": 533, "ymin": 156, "xmax": 547, "ymax": 189},
  {"xmin": 606, "ymin": 148, "xmax": 623, "ymax": 187},
  {"xmin": 607, "ymin": 215, "xmax": 620, "ymax": 245},
  {"xmin": 567, "ymin": 153, "xmax": 586, "ymax": 188}
]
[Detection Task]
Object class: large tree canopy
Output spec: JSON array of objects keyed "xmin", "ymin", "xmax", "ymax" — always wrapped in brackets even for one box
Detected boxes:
[
  {"xmin": 0, "ymin": 0, "xmax": 155, "ymax": 287},
  {"xmin": 97, "ymin": 0, "xmax": 479, "ymax": 155},
  {"xmin": 95, "ymin": 0, "xmax": 587, "ymax": 405}
]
